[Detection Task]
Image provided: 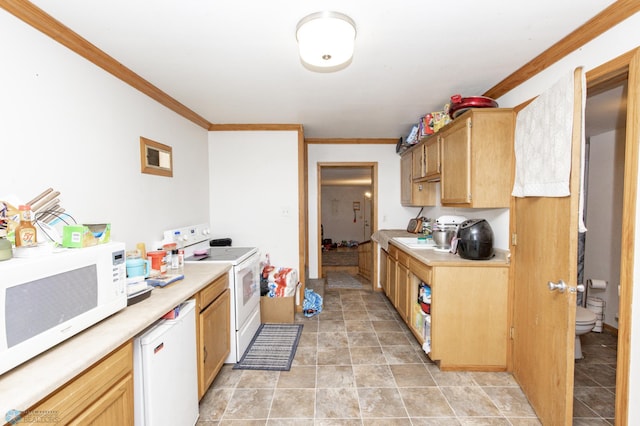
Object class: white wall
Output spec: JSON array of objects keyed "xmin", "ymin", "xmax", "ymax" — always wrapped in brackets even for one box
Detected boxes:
[
  {"xmin": 208, "ymin": 131, "xmax": 299, "ymax": 269},
  {"xmin": 0, "ymin": 9, "xmax": 209, "ymax": 252},
  {"xmin": 308, "ymin": 144, "xmax": 412, "ymax": 277},
  {"xmin": 321, "ymin": 185, "xmax": 372, "ymax": 243},
  {"xmin": 584, "ymin": 129, "xmax": 624, "ymax": 328},
  {"xmin": 494, "ymin": 12, "xmax": 640, "ymax": 422}
]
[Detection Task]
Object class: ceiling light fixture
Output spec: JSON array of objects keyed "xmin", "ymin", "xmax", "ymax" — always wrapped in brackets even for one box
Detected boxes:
[{"xmin": 296, "ymin": 11, "xmax": 356, "ymax": 72}]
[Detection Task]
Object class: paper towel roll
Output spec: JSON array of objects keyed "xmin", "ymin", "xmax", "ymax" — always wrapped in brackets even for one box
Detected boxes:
[{"xmin": 587, "ymin": 278, "xmax": 608, "ymax": 289}]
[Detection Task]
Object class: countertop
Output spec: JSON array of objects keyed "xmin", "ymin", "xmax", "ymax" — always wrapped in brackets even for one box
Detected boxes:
[
  {"xmin": 0, "ymin": 262, "xmax": 230, "ymax": 417},
  {"xmin": 372, "ymin": 229, "xmax": 510, "ymax": 266}
]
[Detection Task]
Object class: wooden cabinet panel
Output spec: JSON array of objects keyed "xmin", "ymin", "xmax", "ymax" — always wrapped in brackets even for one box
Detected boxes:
[
  {"xmin": 440, "ymin": 117, "xmax": 472, "ymax": 204},
  {"xmin": 425, "ymin": 136, "xmax": 441, "ymax": 180},
  {"xmin": 400, "ymin": 153, "xmax": 413, "ymax": 206},
  {"xmin": 380, "ymin": 249, "xmax": 389, "ymax": 293},
  {"xmin": 358, "ymin": 241, "xmax": 372, "ymax": 280},
  {"xmin": 27, "ymin": 343, "xmax": 133, "ymax": 425},
  {"xmin": 396, "ymin": 262, "xmax": 410, "ymax": 322},
  {"xmin": 430, "ymin": 266, "xmax": 509, "ymax": 370},
  {"xmin": 439, "ymin": 109, "xmax": 514, "ymax": 208},
  {"xmin": 401, "ymin": 150, "xmax": 436, "ymax": 207},
  {"xmin": 387, "ymin": 246, "xmax": 398, "ymax": 306},
  {"xmin": 196, "ymin": 274, "xmax": 230, "ymax": 399},
  {"xmin": 69, "ymin": 374, "xmax": 134, "ymax": 426},
  {"xmin": 199, "ymin": 288, "xmax": 230, "ymax": 398}
]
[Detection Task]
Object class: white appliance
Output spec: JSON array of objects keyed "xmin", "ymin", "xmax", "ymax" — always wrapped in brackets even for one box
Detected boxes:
[
  {"xmin": 164, "ymin": 224, "xmax": 261, "ymax": 363},
  {"xmin": 134, "ymin": 299, "xmax": 198, "ymax": 426},
  {"xmin": 0, "ymin": 242, "xmax": 127, "ymax": 375}
]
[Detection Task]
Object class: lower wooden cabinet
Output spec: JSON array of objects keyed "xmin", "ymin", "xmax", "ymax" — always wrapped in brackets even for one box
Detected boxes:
[
  {"xmin": 387, "ymin": 244, "xmax": 509, "ymax": 371},
  {"xmin": 26, "ymin": 342, "xmax": 134, "ymax": 425},
  {"xmin": 196, "ymin": 273, "xmax": 230, "ymax": 399}
]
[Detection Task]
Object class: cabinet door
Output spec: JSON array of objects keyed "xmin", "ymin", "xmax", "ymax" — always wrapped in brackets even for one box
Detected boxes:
[
  {"xmin": 425, "ymin": 136, "xmax": 441, "ymax": 180},
  {"xmin": 199, "ymin": 288, "xmax": 230, "ymax": 398},
  {"xmin": 412, "ymin": 144, "xmax": 426, "ymax": 180},
  {"xmin": 387, "ymin": 255, "xmax": 397, "ymax": 306},
  {"xmin": 400, "ymin": 152, "xmax": 413, "ymax": 205},
  {"xmin": 396, "ymin": 262, "xmax": 410, "ymax": 322},
  {"xmin": 380, "ymin": 249, "xmax": 388, "ymax": 293},
  {"xmin": 440, "ymin": 117, "xmax": 471, "ymax": 204}
]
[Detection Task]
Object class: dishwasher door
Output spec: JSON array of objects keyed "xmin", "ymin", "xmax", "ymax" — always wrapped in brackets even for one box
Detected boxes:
[{"xmin": 134, "ymin": 299, "xmax": 198, "ymax": 426}]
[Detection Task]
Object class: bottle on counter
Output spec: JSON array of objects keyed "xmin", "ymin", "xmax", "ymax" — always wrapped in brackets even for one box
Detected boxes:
[
  {"xmin": 174, "ymin": 231, "xmax": 184, "ymax": 270},
  {"xmin": 0, "ymin": 229, "xmax": 12, "ymax": 261},
  {"xmin": 15, "ymin": 205, "xmax": 37, "ymax": 247}
]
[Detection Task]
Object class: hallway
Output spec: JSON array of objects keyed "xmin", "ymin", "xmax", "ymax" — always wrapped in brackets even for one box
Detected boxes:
[{"xmin": 197, "ymin": 281, "xmax": 542, "ymax": 424}]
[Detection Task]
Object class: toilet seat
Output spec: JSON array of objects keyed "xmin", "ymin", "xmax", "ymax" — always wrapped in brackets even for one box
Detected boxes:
[{"xmin": 576, "ymin": 306, "xmax": 597, "ymax": 325}]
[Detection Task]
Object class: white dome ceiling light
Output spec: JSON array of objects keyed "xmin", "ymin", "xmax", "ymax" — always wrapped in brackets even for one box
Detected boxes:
[{"xmin": 296, "ymin": 11, "xmax": 356, "ymax": 72}]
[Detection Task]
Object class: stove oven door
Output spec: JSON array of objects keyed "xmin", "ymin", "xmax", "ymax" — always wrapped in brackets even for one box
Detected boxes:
[{"xmin": 234, "ymin": 254, "xmax": 261, "ymax": 330}]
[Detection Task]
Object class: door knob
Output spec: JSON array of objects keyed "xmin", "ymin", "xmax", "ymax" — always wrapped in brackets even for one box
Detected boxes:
[
  {"xmin": 548, "ymin": 280, "xmax": 584, "ymax": 293},
  {"xmin": 548, "ymin": 280, "xmax": 567, "ymax": 292}
]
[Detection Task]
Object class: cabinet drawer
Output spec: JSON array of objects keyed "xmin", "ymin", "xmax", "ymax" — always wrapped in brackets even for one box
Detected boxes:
[
  {"xmin": 397, "ymin": 249, "xmax": 410, "ymax": 267},
  {"xmin": 411, "ymin": 259, "xmax": 432, "ymax": 284},
  {"xmin": 199, "ymin": 274, "xmax": 229, "ymax": 310}
]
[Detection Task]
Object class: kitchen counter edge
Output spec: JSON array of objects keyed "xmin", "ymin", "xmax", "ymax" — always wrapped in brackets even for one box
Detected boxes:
[
  {"xmin": 0, "ymin": 262, "xmax": 231, "ymax": 417},
  {"xmin": 373, "ymin": 229, "xmax": 510, "ymax": 266}
]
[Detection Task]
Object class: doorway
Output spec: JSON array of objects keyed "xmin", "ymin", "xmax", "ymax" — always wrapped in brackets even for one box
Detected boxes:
[
  {"xmin": 571, "ymin": 78, "xmax": 628, "ymax": 422},
  {"xmin": 317, "ymin": 163, "xmax": 377, "ymax": 287}
]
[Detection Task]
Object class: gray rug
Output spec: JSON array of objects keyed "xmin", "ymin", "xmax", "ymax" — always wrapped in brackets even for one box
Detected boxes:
[
  {"xmin": 326, "ymin": 271, "xmax": 363, "ymax": 289},
  {"xmin": 233, "ymin": 324, "xmax": 303, "ymax": 371}
]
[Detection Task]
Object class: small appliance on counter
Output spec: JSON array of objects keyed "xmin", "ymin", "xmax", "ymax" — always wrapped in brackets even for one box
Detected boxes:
[
  {"xmin": 456, "ymin": 219, "xmax": 494, "ymax": 260},
  {"xmin": 432, "ymin": 215, "xmax": 467, "ymax": 252}
]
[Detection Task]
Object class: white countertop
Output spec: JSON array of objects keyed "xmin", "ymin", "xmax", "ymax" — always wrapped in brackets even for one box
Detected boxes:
[{"xmin": 0, "ymin": 262, "xmax": 230, "ymax": 417}]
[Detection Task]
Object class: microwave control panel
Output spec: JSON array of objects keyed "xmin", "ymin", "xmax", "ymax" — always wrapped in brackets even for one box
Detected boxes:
[{"xmin": 112, "ymin": 248, "xmax": 126, "ymax": 294}]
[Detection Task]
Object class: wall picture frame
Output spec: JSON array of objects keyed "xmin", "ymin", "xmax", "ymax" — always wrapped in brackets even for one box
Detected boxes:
[{"xmin": 140, "ymin": 136, "xmax": 173, "ymax": 177}]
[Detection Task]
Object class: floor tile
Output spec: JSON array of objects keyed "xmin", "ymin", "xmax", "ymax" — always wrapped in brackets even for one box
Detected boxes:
[{"xmin": 197, "ymin": 276, "xmax": 547, "ymax": 424}]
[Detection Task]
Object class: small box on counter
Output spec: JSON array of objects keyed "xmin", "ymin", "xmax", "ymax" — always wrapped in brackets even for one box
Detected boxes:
[
  {"xmin": 260, "ymin": 295, "xmax": 295, "ymax": 324},
  {"xmin": 62, "ymin": 223, "xmax": 111, "ymax": 248}
]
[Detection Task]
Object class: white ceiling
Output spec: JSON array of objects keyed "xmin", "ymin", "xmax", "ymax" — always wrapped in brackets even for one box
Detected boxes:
[{"xmin": 28, "ymin": 0, "xmax": 618, "ymax": 139}]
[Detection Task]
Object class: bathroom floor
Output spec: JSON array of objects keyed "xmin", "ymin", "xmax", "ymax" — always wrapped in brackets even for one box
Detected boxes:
[
  {"xmin": 573, "ymin": 329, "xmax": 618, "ymax": 425},
  {"xmin": 197, "ymin": 277, "xmax": 542, "ymax": 425}
]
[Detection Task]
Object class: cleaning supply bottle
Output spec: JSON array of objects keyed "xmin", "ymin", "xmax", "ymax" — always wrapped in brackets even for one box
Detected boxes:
[
  {"xmin": 173, "ymin": 231, "xmax": 184, "ymax": 270},
  {"xmin": 15, "ymin": 205, "xmax": 37, "ymax": 247}
]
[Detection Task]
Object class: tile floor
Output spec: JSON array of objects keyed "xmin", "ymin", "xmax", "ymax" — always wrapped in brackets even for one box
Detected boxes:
[
  {"xmin": 573, "ymin": 329, "xmax": 618, "ymax": 425},
  {"xmin": 197, "ymin": 278, "xmax": 619, "ymax": 425}
]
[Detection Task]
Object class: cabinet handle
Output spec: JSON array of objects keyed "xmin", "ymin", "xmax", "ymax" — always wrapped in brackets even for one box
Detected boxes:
[{"xmin": 203, "ymin": 346, "xmax": 208, "ymax": 363}]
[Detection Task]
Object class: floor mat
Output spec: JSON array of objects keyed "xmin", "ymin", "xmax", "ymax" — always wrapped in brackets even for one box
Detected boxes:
[{"xmin": 233, "ymin": 323, "xmax": 303, "ymax": 371}]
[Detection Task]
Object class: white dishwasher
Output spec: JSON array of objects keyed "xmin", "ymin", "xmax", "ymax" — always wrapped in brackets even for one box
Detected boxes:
[{"xmin": 134, "ymin": 299, "xmax": 199, "ymax": 426}]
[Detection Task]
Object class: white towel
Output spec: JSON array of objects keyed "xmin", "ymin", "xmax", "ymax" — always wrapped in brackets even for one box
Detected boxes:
[{"xmin": 512, "ymin": 71, "xmax": 577, "ymax": 198}]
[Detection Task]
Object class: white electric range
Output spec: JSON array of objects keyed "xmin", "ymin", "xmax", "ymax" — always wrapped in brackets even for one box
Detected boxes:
[{"xmin": 163, "ymin": 224, "xmax": 261, "ymax": 364}]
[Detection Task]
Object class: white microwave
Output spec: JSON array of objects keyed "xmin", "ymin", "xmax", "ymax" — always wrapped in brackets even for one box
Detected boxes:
[{"xmin": 0, "ymin": 242, "xmax": 127, "ymax": 375}]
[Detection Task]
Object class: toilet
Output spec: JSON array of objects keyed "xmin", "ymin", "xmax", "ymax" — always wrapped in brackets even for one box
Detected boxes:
[{"xmin": 575, "ymin": 306, "xmax": 597, "ymax": 359}]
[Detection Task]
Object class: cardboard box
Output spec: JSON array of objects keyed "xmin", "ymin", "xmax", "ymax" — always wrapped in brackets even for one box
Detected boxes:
[
  {"xmin": 62, "ymin": 223, "xmax": 111, "ymax": 248},
  {"xmin": 260, "ymin": 295, "xmax": 294, "ymax": 323}
]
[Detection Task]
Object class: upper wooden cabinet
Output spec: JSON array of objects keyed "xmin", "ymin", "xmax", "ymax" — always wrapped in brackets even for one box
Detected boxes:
[
  {"xmin": 439, "ymin": 109, "xmax": 514, "ymax": 208},
  {"xmin": 400, "ymin": 108, "xmax": 514, "ymax": 208},
  {"xmin": 401, "ymin": 148, "xmax": 436, "ymax": 207}
]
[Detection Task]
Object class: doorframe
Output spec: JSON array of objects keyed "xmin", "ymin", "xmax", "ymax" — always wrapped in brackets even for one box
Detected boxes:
[
  {"xmin": 584, "ymin": 47, "xmax": 640, "ymax": 425},
  {"xmin": 317, "ymin": 162, "xmax": 378, "ymax": 280}
]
